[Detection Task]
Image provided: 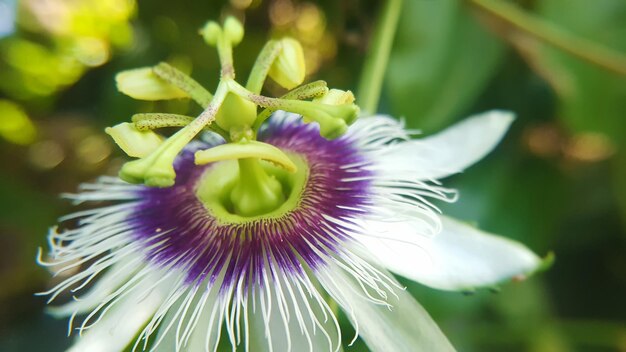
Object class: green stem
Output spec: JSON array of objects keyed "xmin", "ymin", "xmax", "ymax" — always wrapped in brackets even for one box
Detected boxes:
[
  {"xmin": 470, "ymin": 0, "xmax": 626, "ymax": 76},
  {"xmin": 246, "ymin": 40, "xmax": 282, "ymax": 94},
  {"xmin": 356, "ymin": 0, "xmax": 404, "ymax": 114},
  {"xmin": 218, "ymin": 37, "xmax": 235, "ymax": 79}
]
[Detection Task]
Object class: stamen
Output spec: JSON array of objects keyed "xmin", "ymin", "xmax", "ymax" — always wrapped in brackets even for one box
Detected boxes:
[
  {"xmin": 119, "ymin": 84, "xmax": 228, "ymax": 187},
  {"xmin": 132, "ymin": 113, "xmax": 193, "ymax": 131},
  {"xmin": 152, "ymin": 62, "xmax": 213, "ymax": 107},
  {"xmin": 115, "ymin": 67, "xmax": 188, "ymax": 101},
  {"xmin": 131, "ymin": 113, "xmax": 230, "ymax": 140},
  {"xmin": 109, "ymin": 16, "xmax": 358, "ymax": 189},
  {"xmin": 267, "ymin": 38, "xmax": 306, "ymax": 90},
  {"xmin": 229, "ymin": 81, "xmax": 358, "ymax": 139},
  {"xmin": 253, "ymin": 80, "xmax": 329, "ymax": 130},
  {"xmin": 105, "ymin": 122, "xmax": 163, "ymax": 158}
]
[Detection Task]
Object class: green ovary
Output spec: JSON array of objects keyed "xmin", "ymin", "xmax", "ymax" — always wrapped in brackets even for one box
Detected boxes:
[{"xmin": 196, "ymin": 154, "xmax": 309, "ymax": 223}]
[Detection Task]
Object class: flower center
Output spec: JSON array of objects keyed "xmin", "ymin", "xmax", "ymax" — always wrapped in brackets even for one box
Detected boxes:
[
  {"xmin": 108, "ymin": 17, "xmax": 360, "ymax": 189},
  {"xmin": 196, "ymin": 154, "xmax": 309, "ymax": 222}
]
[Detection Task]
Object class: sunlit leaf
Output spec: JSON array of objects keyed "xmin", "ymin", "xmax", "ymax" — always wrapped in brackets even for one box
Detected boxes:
[{"xmin": 0, "ymin": 100, "xmax": 37, "ymax": 145}]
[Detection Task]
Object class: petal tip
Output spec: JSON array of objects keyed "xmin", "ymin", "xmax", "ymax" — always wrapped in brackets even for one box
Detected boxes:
[
  {"xmin": 536, "ymin": 251, "xmax": 556, "ymax": 273},
  {"xmin": 482, "ymin": 109, "xmax": 516, "ymax": 130}
]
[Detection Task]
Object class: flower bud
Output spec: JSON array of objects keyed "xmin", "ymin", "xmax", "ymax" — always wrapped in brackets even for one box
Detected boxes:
[
  {"xmin": 105, "ymin": 122, "xmax": 163, "ymax": 158},
  {"xmin": 116, "ymin": 68, "xmax": 188, "ymax": 101},
  {"xmin": 224, "ymin": 17, "xmax": 244, "ymax": 46},
  {"xmin": 200, "ymin": 21, "xmax": 222, "ymax": 46},
  {"xmin": 268, "ymin": 38, "xmax": 306, "ymax": 89}
]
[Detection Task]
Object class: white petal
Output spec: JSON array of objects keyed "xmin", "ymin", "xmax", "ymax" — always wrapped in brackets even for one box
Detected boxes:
[
  {"xmin": 247, "ymin": 276, "xmax": 340, "ymax": 352},
  {"xmin": 49, "ymin": 256, "xmax": 142, "ymax": 317},
  {"xmin": 68, "ymin": 277, "xmax": 168, "ymax": 352},
  {"xmin": 152, "ymin": 272, "xmax": 226, "ymax": 352},
  {"xmin": 356, "ymin": 216, "xmax": 541, "ymax": 291},
  {"xmin": 168, "ymin": 286, "xmax": 222, "ymax": 352},
  {"xmin": 371, "ymin": 110, "xmax": 514, "ymax": 180},
  {"xmin": 318, "ymin": 264, "xmax": 454, "ymax": 352}
]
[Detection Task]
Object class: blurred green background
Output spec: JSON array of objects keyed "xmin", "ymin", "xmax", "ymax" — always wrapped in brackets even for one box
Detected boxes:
[{"xmin": 1, "ymin": 0, "xmax": 625, "ymax": 351}]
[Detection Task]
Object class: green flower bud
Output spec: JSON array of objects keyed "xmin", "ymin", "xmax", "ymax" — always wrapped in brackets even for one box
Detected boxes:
[
  {"xmin": 224, "ymin": 17, "xmax": 244, "ymax": 46},
  {"xmin": 200, "ymin": 21, "xmax": 222, "ymax": 46},
  {"xmin": 105, "ymin": 122, "xmax": 164, "ymax": 158},
  {"xmin": 268, "ymin": 38, "xmax": 306, "ymax": 89},
  {"xmin": 116, "ymin": 68, "xmax": 188, "ymax": 101}
]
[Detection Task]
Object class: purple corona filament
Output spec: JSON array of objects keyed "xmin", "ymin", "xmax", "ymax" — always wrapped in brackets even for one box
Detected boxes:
[{"xmin": 132, "ymin": 117, "xmax": 372, "ymax": 289}]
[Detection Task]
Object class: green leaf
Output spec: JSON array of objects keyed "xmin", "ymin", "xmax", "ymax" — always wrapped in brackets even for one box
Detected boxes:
[
  {"xmin": 614, "ymin": 149, "xmax": 626, "ymax": 228},
  {"xmin": 532, "ymin": 0, "xmax": 626, "ymax": 142},
  {"xmin": 387, "ymin": 0, "xmax": 504, "ymax": 132}
]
